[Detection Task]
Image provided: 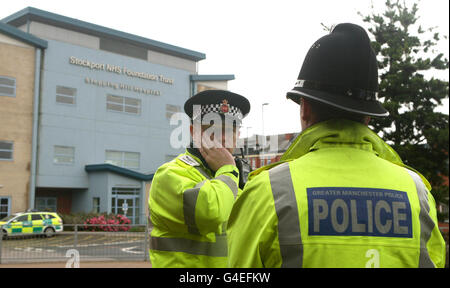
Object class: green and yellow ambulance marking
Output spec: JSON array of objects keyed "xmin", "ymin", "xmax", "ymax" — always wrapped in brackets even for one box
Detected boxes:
[{"xmin": 1, "ymin": 212, "xmax": 63, "ymax": 237}]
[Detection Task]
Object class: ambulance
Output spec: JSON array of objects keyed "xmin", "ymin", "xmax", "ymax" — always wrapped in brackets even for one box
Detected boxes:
[{"xmin": 1, "ymin": 211, "xmax": 63, "ymax": 239}]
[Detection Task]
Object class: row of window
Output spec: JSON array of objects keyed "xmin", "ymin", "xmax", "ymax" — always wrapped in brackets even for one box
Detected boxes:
[
  {"xmin": 1, "ymin": 197, "xmax": 100, "ymax": 217},
  {"xmin": 2, "ymin": 195, "xmax": 139, "ymax": 222},
  {"xmin": 36, "ymin": 194, "xmax": 140, "ymax": 223},
  {"xmin": 2, "ymin": 195, "xmax": 138, "ymax": 223},
  {"xmin": 1, "ymin": 77, "xmax": 181, "ymax": 119},
  {"xmin": 37, "ymin": 193, "xmax": 139, "ymax": 216},
  {"xmin": 56, "ymin": 84, "xmax": 143, "ymax": 115},
  {"xmin": 56, "ymin": 85, "xmax": 180, "ymax": 119},
  {"xmin": 2, "ymin": 184, "xmax": 142, "ymax": 223},
  {"xmin": 35, "ymin": 197, "xmax": 57, "ymax": 212},
  {"xmin": 1, "ymin": 196, "xmax": 57, "ymax": 219},
  {"xmin": 0, "ymin": 141, "xmax": 140, "ymax": 169},
  {"xmin": 54, "ymin": 146, "xmax": 141, "ymax": 169}
]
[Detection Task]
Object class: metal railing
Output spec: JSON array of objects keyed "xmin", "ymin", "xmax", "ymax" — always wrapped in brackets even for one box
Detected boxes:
[{"xmin": 0, "ymin": 224, "xmax": 149, "ymax": 264}]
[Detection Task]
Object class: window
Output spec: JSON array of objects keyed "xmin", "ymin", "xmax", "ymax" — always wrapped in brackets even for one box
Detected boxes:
[
  {"xmin": 0, "ymin": 141, "xmax": 13, "ymax": 160},
  {"xmin": 111, "ymin": 187, "xmax": 140, "ymax": 224},
  {"xmin": 16, "ymin": 215, "xmax": 29, "ymax": 222},
  {"xmin": 107, "ymin": 94, "xmax": 141, "ymax": 115},
  {"xmin": 105, "ymin": 150, "xmax": 140, "ymax": 169},
  {"xmin": 53, "ymin": 146, "xmax": 75, "ymax": 165},
  {"xmin": 31, "ymin": 214, "xmax": 43, "ymax": 221},
  {"xmin": 56, "ymin": 86, "xmax": 76, "ymax": 105},
  {"xmin": 0, "ymin": 197, "xmax": 11, "ymax": 219},
  {"xmin": 35, "ymin": 197, "xmax": 57, "ymax": 212},
  {"xmin": 93, "ymin": 197, "xmax": 100, "ymax": 213},
  {"xmin": 166, "ymin": 104, "xmax": 181, "ymax": 120},
  {"xmin": 0, "ymin": 76, "xmax": 16, "ymax": 97}
]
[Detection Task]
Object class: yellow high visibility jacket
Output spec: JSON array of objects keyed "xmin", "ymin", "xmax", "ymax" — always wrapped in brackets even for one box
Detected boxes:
[
  {"xmin": 149, "ymin": 150, "xmax": 239, "ymax": 268},
  {"xmin": 227, "ymin": 119, "xmax": 446, "ymax": 268}
]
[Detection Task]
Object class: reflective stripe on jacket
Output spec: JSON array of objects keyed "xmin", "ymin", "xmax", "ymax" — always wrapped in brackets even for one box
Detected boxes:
[
  {"xmin": 149, "ymin": 150, "xmax": 239, "ymax": 268},
  {"xmin": 227, "ymin": 119, "xmax": 445, "ymax": 268}
]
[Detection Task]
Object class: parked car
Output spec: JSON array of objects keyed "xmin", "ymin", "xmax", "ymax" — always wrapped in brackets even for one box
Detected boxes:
[{"xmin": 0, "ymin": 211, "xmax": 63, "ymax": 239}]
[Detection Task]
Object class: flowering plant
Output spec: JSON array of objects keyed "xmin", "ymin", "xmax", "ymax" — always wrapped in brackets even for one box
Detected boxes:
[{"xmin": 84, "ymin": 214, "xmax": 131, "ymax": 232}]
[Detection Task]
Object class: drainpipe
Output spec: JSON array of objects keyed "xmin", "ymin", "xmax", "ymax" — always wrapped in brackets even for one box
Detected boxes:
[
  {"xmin": 29, "ymin": 48, "xmax": 42, "ymax": 210},
  {"xmin": 141, "ymin": 180, "xmax": 146, "ymax": 225}
]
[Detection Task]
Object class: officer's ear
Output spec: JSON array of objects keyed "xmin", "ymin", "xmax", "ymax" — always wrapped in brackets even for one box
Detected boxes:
[{"xmin": 300, "ymin": 97, "xmax": 314, "ymax": 129}]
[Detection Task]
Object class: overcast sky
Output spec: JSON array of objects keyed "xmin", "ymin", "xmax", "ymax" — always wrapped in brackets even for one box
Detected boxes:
[{"xmin": 2, "ymin": 0, "xmax": 449, "ymax": 137}]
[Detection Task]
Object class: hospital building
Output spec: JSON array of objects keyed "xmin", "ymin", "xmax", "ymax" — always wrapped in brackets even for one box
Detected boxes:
[{"xmin": 0, "ymin": 7, "xmax": 234, "ymax": 224}]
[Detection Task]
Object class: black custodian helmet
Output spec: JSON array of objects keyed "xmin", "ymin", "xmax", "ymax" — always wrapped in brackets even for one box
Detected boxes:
[{"xmin": 287, "ymin": 23, "xmax": 388, "ymax": 117}]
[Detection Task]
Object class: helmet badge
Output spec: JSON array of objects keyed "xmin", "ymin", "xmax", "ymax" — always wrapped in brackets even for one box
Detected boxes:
[{"xmin": 221, "ymin": 99, "xmax": 230, "ymax": 113}]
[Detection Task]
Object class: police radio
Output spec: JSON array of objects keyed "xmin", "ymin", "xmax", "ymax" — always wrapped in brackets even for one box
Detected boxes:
[{"xmin": 235, "ymin": 148, "xmax": 252, "ymax": 190}]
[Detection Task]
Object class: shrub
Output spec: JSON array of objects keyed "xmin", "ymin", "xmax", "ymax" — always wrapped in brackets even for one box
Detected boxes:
[
  {"xmin": 84, "ymin": 214, "xmax": 131, "ymax": 232},
  {"xmin": 60, "ymin": 212, "xmax": 132, "ymax": 231},
  {"xmin": 60, "ymin": 212, "xmax": 103, "ymax": 231}
]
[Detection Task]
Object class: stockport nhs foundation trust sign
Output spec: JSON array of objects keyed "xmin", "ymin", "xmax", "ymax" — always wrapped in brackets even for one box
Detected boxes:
[{"xmin": 69, "ymin": 56, "xmax": 175, "ymax": 96}]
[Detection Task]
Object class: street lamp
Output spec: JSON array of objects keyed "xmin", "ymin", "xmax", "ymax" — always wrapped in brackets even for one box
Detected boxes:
[
  {"xmin": 245, "ymin": 126, "xmax": 252, "ymax": 155},
  {"xmin": 261, "ymin": 103, "xmax": 269, "ymax": 155}
]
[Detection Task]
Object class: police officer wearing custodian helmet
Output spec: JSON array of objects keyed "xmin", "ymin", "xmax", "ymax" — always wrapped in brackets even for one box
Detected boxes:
[
  {"xmin": 227, "ymin": 23, "xmax": 445, "ymax": 268},
  {"xmin": 149, "ymin": 89, "xmax": 250, "ymax": 267}
]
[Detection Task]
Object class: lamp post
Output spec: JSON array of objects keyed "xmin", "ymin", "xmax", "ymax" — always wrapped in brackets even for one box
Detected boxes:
[
  {"xmin": 261, "ymin": 103, "xmax": 269, "ymax": 155},
  {"xmin": 245, "ymin": 126, "xmax": 252, "ymax": 155}
]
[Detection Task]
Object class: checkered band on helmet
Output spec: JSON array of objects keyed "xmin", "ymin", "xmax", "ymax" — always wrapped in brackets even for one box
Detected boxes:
[{"xmin": 192, "ymin": 103, "xmax": 244, "ymax": 121}]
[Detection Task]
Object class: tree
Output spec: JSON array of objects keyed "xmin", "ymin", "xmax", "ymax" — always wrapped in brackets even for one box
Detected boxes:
[{"xmin": 360, "ymin": 0, "xmax": 449, "ymax": 220}]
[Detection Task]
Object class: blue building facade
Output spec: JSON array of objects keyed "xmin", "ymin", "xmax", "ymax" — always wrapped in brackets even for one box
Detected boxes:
[{"xmin": 2, "ymin": 7, "xmax": 234, "ymax": 223}]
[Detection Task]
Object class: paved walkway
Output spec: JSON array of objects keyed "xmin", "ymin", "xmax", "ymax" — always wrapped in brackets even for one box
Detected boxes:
[{"xmin": 0, "ymin": 260, "xmax": 152, "ymax": 268}]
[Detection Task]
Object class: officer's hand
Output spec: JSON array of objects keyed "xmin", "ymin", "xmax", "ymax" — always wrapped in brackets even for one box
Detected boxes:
[{"xmin": 200, "ymin": 143, "xmax": 236, "ymax": 172}]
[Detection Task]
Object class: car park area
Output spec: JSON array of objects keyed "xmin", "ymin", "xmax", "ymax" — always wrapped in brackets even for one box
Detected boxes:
[{"xmin": 0, "ymin": 224, "xmax": 149, "ymax": 264}]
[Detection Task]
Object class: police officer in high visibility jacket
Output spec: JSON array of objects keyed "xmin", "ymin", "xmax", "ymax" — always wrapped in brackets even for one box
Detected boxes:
[
  {"xmin": 227, "ymin": 23, "xmax": 446, "ymax": 268},
  {"xmin": 149, "ymin": 89, "xmax": 250, "ymax": 267}
]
